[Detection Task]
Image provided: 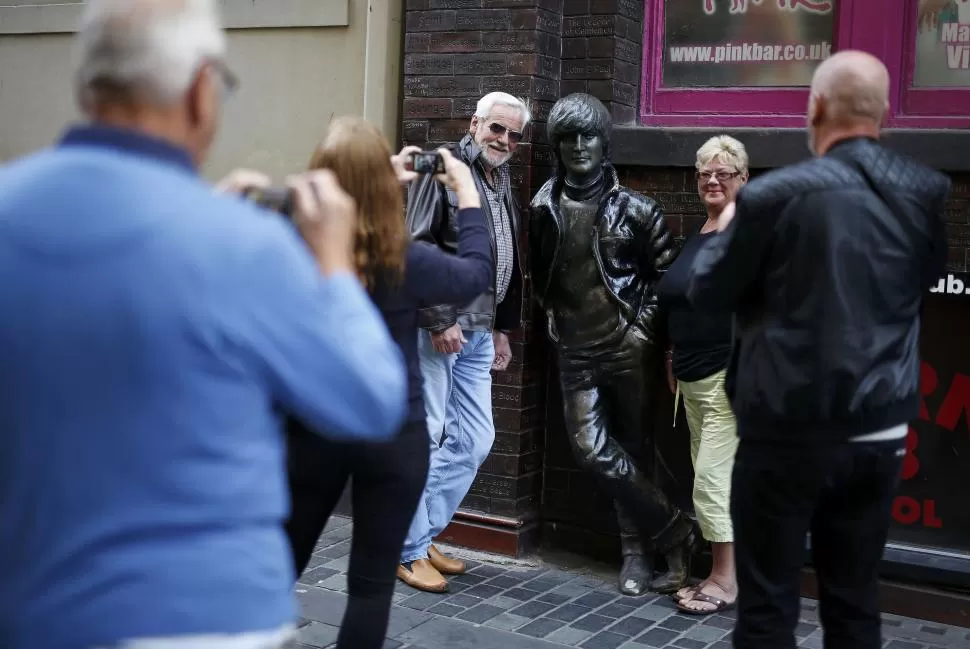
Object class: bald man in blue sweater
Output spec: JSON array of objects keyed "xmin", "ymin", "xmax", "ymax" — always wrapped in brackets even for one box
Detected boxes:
[{"xmin": 0, "ymin": 2, "xmax": 406, "ymax": 648}]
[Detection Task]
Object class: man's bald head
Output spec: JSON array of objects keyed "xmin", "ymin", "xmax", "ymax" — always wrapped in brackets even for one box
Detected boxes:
[
  {"xmin": 809, "ymin": 51, "xmax": 890, "ymax": 126},
  {"xmin": 806, "ymin": 51, "xmax": 890, "ymax": 155}
]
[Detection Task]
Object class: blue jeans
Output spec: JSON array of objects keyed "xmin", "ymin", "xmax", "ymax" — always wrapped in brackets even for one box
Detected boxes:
[{"xmin": 400, "ymin": 329, "xmax": 495, "ymax": 563}]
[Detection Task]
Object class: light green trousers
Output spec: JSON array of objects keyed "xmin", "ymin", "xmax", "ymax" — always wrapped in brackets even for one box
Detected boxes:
[{"xmin": 675, "ymin": 369, "xmax": 738, "ymax": 543}]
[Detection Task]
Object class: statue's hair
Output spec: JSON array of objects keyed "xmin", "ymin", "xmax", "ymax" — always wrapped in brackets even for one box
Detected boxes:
[{"xmin": 546, "ymin": 93, "xmax": 612, "ymax": 160}]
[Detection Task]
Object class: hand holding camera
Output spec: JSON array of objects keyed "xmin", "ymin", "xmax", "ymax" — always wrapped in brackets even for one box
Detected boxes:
[{"xmin": 390, "ymin": 147, "xmax": 481, "ymax": 210}]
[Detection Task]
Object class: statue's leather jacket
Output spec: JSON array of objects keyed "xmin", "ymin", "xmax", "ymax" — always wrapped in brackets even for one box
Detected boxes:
[
  {"xmin": 530, "ymin": 162, "xmax": 676, "ymax": 347},
  {"xmin": 405, "ymin": 134, "xmax": 523, "ymax": 333}
]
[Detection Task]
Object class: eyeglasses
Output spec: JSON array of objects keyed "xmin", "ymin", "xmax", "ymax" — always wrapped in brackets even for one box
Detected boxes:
[
  {"xmin": 488, "ymin": 122, "xmax": 524, "ymax": 144},
  {"xmin": 208, "ymin": 58, "xmax": 239, "ymax": 102},
  {"xmin": 695, "ymin": 170, "xmax": 740, "ymax": 183}
]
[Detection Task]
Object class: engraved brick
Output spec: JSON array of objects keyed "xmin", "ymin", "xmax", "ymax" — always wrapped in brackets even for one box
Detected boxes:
[
  {"xmin": 537, "ymin": 32, "xmax": 562, "ymax": 56},
  {"xmin": 563, "ymin": 14, "xmax": 614, "ymax": 37},
  {"xmin": 947, "ymin": 247, "xmax": 967, "ymax": 272},
  {"xmin": 453, "ymin": 97, "xmax": 480, "ymax": 117},
  {"xmin": 533, "ymin": 77, "xmax": 559, "ymax": 101},
  {"xmin": 483, "ymin": 31, "xmax": 537, "ymax": 53},
  {"xmin": 405, "ymin": 75, "xmax": 482, "ymax": 97},
  {"xmin": 611, "ymin": 103, "xmax": 636, "ymax": 124},
  {"xmin": 616, "ymin": 37, "xmax": 640, "ymax": 64},
  {"xmin": 429, "ymin": 119, "xmax": 471, "ymax": 142},
  {"xmin": 429, "ymin": 31, "xmax": 483, "ymax": 52},
  {"xmin": 403, "ymin": 98, "xmax": 453, "ymax": 118},
  {"xmin": 481, "ymin": 75, "xmax": 532, "ymax": 98},
  {"xmin": 406, "ymin": 10, "xmax": 457, "ymax": 32},
  {"xmin": 402, "ymin": 120, "xmax": 429, "ymax": 141},
  {"xmin": 454, "ymin": 53, "xmax": 507, "ymax": 76},
  {"xmin": 430, "ymin": 0, "xmax": 483, "ymax": 8},
  {"xmin": 455, "ymin": 9, "xmax": 510, "ymax": 32},
  {"xmin": 616, "ymin": 15, "xmax": 642, "ymax": 43},
  {"xmin": 510, "ymin": 8, "xmax": 538, "ymax": 30},
  {"xmin": 562, "ymin": 37, "xmax": 588, "ymax": 60},
  {"xmin": 494, "ymin": 405, "xmax": 540, "ymax": 431},
  {"xmin": 588, "ymin": 79, "xmax": 636, "ymax": 105},
  {"xmin": 537, "ymin": 9, "xmax": 563, "ymax": 34},
  {"xmin": 950, "ymin": 178, "xmax": 970, "ymax": 197},
  {"xmin": 490, "ymin": 0, "xmax": 549, "ymax": 7},
  {"xmin": 532, "ymin": 144, "xmax": 556, "ymax": 166},
  {"xmin": 562, "ymin": 58, "xmax": 613, "ymax": 80},
  {"xmin": 945, "ymin": 197, "xmax": 970, "ymax": 224},
  {"xmin": 405, "ymin": 53, "xmax": 455, "ymax": 75},
  {"xmin": 405, "ymin": 33, "xmax": 431, "ymax": 53},
  {"xmin": 506, "ymin": 53, "xmax": 539, "ymax": 76},
  {"xmin": 540, "ymin": 55, "xmax": 561, "ymax": 79},
  {"xmin": 406, "ymin": 0, "xmax": 430, "ymax": 9}
]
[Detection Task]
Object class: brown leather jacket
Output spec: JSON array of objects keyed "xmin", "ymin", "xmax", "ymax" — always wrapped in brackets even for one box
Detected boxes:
[
  {"xmin": 405, "ymin": 134, "xmax": 523, "ymax": 333},
  {"xmin": 530, "ymin": 162, "xmax": 676, "ymax": 346}
]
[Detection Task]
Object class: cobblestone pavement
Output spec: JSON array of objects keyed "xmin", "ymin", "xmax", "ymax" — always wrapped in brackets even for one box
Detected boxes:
[{"xmin": 295, "ymin": 517, "xmax": 970, "ymax": 649}]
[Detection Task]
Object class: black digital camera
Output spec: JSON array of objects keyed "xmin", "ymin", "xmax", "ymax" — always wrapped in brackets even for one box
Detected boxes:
[
  {"xmin": 409, "ymin": 151, "xmax": 445, "ymax": 175},
  {"xmin": 243, "ymin": 186, "xmax": 295, "ymax": 219}
]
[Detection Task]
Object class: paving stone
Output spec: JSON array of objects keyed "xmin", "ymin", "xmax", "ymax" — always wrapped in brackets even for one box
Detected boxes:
[
  {"xmin": 682, "ymin": 624, "xmax": 726, "ymax": 643},
  {"xmin": 512, "ymin": 599, "xmax": 560, "ymax": 619},
  {"xmin": 519, "ymin": 617, "xmax": 565, "ymax": 638},
  {"xmin": 316, "ymin": 541, "xmax": 351, "ymax": 559},
  {"xmin": 298, "ymin": 566, "xmax": 338, "ymax": 586},
  {"xmin": 298, "ymin": 621, "xmax": 339, "ymax": 648},
  {"xmin": 571, "ymin": 614, "xmax": 616, "ymax": 633},
  {"xmin": 921, "ymin": 625, "xmax": 948, "ymax": 636},
  {"xmin": 885, "ymin": 642, "xmax": 924, "ymax": 649},
  {"xmin": 323, "ymin": 556, "xmax": 350, "ymax": 572},
  {"xmin": 505, "ymin": 588, "xmax": 543, "ymax": 601},
  {"xmin": 701, "ymin": 616, "xmax": 734, "ymax": 631},
  {"xmin": 547, "ymin": 603, "xmax": 595, "ymax": 622},
  {"xmin": 580, "ymin": 630, "xmax": 628, "ymax": 649},
  {"xmin": 634, "ymin": 604, "xmax": 675, "ymax": 622},
  {"xmin": 525, "ymin": 577, "xmax": 573, "ymax": 593},
  {"xmin": 395, "ymin": 616, "xmax": 568, "ymax": 648},
  {"xmin": 487, "ymin": 595, "xmax": 527, "ymax": 610},
  {"xmin": 672, "ymin": 638, "xmax": 706, "ymax": 649},
  {"xmin": 400, "ymin": 591, "xmax": 445, "ymax": 611},
  {"xmin": 487, "ymin": 575, "xmax": 524, "ymax": 589},
  {"xmin": 537, "ymin": 592, "xmax": 573, "ymax": 606},
  {"xmin": 795, "ymin": 621, "xmax": 818, "ymax": 637},
  {"xmin": 456, "ymin": 603, "xmax": 505, "ymax": 624},
  {"xmin": 426, "ymin": 602, "xmax": 464, "ymax": 617},
  {"xmin": 608, "ymin": 616, "xmax": 655, "ymax": 637},
  {"xmin": 632, "ymin": 627, "xmax": 681, "ymax": 647},
  {"xmin": 451, "ymin": 572, "xmax": 490, "ymax": 586},
  {"xmin": 462, "ymin": 583, "xmax": 506, "ymax": 599},
  {"xmin": 553, "ymin": 581, "xmax": 597, "ymax": 598},
  {"xmin": 316, "ymin": 574, "xmax": 347, "ymax": 592},
  {"xmin": 575, "ymin": 591, "xmax": 618, "ymax": 609},
  {"xmin": 709, "ymin": 642, "xmax": 732, "ymax": 649},
  {"xmin": 797, "ymin": 636, "xmax": 823, "ymax": 649},
  {"xmin": 545, "ymin": 625, "xmax": 595, "ymax": 646},
  {"xmin": 596, "ymin": 602, "xmax": 639, "ymax": 618},
  {"xmin": 484, "ymin": 613, "xmax": 532, "ymax": 631},
  {"xmin": 306, "ymin": 554, "xmax": 331, "ymax": 570},
  {"xmin": 444, "ymin": 593, "xmax": 484, "ymax": 609},
  {"xmin": 472, "ymin": 564, "xmax": 507, "ymax": 578},
  {"xmin": 382, "ymin": 640, "xmax": 403, "ymax": 649},
  {"xmin": 657, "ymin": 615, "xmax": 695, "ymax": 632}
]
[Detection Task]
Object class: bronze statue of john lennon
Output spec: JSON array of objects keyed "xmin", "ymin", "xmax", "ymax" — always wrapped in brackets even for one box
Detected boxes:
[{"xmin": 530, "ymin": 93, "xmax": 699, "ymax": 595}]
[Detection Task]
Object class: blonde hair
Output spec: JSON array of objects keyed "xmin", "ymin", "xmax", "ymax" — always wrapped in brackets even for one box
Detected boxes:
[
  {"xmin": 308, "ymin": 117, "xmax": 407, "ymax": 291},
  {"xmin": 695, "ymin": 135, "xmax": 749, "ymax": 174}
]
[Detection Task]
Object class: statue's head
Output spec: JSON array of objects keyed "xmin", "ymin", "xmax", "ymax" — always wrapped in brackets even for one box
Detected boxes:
[{"xmin": 546, "ymin": 93, "xmax": 611, "ymax": 181}]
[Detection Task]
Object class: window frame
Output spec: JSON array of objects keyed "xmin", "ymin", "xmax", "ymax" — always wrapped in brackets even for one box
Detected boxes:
[{"xmin": 639, "ymin": 0, "xmax": 970, "ymax": 129}]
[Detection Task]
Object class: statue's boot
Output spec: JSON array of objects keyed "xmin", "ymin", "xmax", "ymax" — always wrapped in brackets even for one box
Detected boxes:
[
  {"xmin": 651, "ymin": 518, "xmax": 701, "ymax": 594},
  {"xmin": 618, "ymin": 535, "xmax": 652, "ymax": 596}
]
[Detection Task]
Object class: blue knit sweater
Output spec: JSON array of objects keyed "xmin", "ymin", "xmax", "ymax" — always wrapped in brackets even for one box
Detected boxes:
[{"xmin": 0, "ymin": 125, "xmax": 407, "ymax": 649}]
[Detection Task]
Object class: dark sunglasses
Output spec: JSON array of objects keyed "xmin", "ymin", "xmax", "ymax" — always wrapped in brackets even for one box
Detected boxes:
[{"xmin": 488, "ymin": 122, "xmax": 524, "ymax": 144}]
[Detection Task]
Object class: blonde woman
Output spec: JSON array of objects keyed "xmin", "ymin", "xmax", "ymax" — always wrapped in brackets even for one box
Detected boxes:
[{"xmin": 656, "ymin": 135, "xmax": 748, "ymax": 615}]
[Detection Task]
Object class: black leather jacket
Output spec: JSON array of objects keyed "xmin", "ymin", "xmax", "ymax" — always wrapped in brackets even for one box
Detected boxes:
[
  {"xmin": 405, "ymin": 135, "xmax": 523, "ymax": 333},
  {"xmin": 687, "ymin": 137, "xmax": 950, "ymax": 443},
  {"xmin": 530, "ymin": 162, "xmax": 677, "ymax": 346}
]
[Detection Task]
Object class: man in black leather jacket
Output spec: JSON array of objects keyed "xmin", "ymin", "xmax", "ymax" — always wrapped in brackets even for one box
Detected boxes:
[
  {"xmin": 531, "ymin": 93, "xmax": 698, "ymax": 596},
  {"xmin": 398, "ymin": 92, "xmax": 527, "ymax": 593},
  {"xmin": 687, "ymin": 51, "xmax": 950, "ymax": 649}
]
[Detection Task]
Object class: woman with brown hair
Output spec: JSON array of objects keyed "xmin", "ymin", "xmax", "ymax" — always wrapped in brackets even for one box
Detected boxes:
[{"xmin": 282, "ymin": 117, "xmax": 493, "ymax": 648}]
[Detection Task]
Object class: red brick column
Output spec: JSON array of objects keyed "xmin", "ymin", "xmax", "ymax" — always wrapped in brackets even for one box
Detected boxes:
[{"xmin": 401, "ymin": 0, "xmax": 563, "ymax": 556}]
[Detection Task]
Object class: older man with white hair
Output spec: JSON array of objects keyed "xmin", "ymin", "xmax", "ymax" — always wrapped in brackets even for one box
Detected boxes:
[
  {"xmin": 0, "ymin": 1, "xmax": 407, "ymax": 648},
  {"xmin": 397, "ymin": 91, "xmax": 529, "ymax": 592}
]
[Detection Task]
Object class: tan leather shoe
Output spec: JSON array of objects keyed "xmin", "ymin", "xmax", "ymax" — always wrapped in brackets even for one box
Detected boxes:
[
  {"xmin": 397, "ymin": 559, "xmax": 448, "ymax": 593},
  {"xmin": 429, "ymin": 544, "xmax": 466, "ymax": 575}
]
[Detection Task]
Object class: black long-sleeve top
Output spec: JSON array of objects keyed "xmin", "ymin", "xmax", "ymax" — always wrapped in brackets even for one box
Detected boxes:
[{"xmin": 370, "ymin": 207, "xmax": 493, "ymax": 423}]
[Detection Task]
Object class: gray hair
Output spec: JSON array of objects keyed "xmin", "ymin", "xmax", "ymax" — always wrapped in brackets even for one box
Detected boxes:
[
  {"xmin": 695, "ymin": 135, "xmax": 749, "ymax": 174},
  {"xmin": 475, "ymin": 92, "xmax": 532, "ymax": 127},
  {"xmin": 73, "ymin": 0, "xmax": 226, "ymax": 108}
]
